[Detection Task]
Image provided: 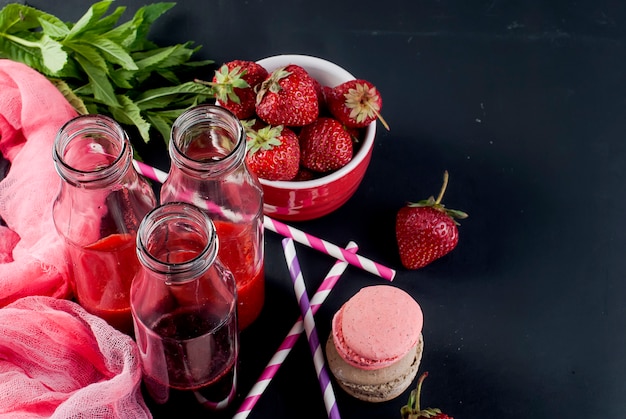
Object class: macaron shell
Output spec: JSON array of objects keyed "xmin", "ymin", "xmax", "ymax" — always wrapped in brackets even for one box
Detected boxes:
[
  {"xmin": 332, "ymin": 285, "xmax": 423, "ymax": 369},
  {"xmin": 326, "ymin": 333, "xmax": 424, "ymax": 402}
]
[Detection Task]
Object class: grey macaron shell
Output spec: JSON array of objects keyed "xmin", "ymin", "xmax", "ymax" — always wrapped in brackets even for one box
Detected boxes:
[{"xmin": 325, "ymin": 333, "xmax": 424, "ymax": 402}]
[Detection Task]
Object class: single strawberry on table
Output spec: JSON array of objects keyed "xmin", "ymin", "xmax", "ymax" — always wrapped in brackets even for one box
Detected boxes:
[
  {"xmin": 299, "ymin": 116, "xmax": 353, "ymax": 173},
  {"xmin": 325, "ymin": 78, "xmax": 390, "ymax": 130},
  {"xmin": 255, "ymin": 64, "xmax": 319, "ymax": 126},
  {"xmin": 395, "ymin": 171, "xmax": 468, "ymax": 269},
  {"xmin": 400, "ymin": 372, "xmax": 453, "ymax": 419},
  {"xmin": 244, "ymin": 122, "xmax": 300, "ymax": 181},
  {"xmin": 196, "ymin": 60, "xmax": 268, "ymax": 119}
]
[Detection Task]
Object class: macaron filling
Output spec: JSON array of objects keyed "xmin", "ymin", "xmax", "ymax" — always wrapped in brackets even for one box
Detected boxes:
[{"xmin": 331, "ymin": 285, "xmax": 423, "ymax": 370}]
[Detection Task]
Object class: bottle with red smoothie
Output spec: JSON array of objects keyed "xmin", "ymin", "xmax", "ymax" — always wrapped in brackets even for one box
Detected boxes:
[
  {"xmin": 52, "ymin": 114, "xmax": 157, "ymax": 335},
  {"xmin": 160, "ymin": 104, "xmax": 264, "ymax": 330},
  {"xmin": 131, "ymin": 202, "xmax": 239, "ymax": 410}
]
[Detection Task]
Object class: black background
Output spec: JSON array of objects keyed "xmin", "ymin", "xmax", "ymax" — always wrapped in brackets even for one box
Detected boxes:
[{"xmin": 15, "ymin": 1, "xmax": 626, "ymax": 418}]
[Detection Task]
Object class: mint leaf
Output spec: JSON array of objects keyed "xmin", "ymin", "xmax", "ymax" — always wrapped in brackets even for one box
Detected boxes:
[
  {"xmin": 67, "ymin": 41, "xmax": 108, "ymax": 72},
  {"xmin": 109, "ymin": 95, "xmax": 151, "ymax": 142},
  {"xmin": 37, "ymin": 12, "xmax": 70, "ymax": 39},
  {"xmin": 0, "ymin": 37, "xmax": 43, "ymax": 75},
  {"xmin": 74, "ymin": 52, "xmax": 119, "ymax": 107},
  {"xmin": 66, "ymin": 1, "xmax": 114, "ymax": 40},
  {"xmin": 0, "ymin": 32, "xmax": 67, "ymax": 75},
  {"xmin": 84, "ymin": 35, "xmax": 138, "ymax": 70},
  {"xmin": 39, "ymin": 34, "xmax": 68, "ymax": 74},
  {"xmin": 86, "ymin": 6, "xmax": 127, "ymax": 35},
  {"xmin": 133, "ymin": 45, "xmax": 184, "ymax": 71},
  {"xmin": 108, "ymin": 67, "xmax": 134, "ymax": 89},
  {"xmin": 127, "ymin": 2, "xmax": 175, "ymax": 50},
  {"xmin": 135, "ymin": 81, "xmax": 214, "ymax": 110},
  {"xmin": 146, "ymin": 112, "xmax": 176, "ymax": 145},
  {"xmin": 0, "ymin": 4, "xmax": 41, "ymax": 32},
  {"xmin": 0, "ymin": 4, "xmax": 68, "ymax": 75},
  {"xmin": 50, "ymin": 78, "xmax": 89, "ymax": 115},
  {"xmin": 0, "ymin": 1, "xmax": 216, "ymax": 160}
]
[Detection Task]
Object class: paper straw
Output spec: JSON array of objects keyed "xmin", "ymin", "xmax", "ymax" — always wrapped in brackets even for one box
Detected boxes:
[
  {"xmin": 131, "ymin": 159, "xmax": 395, "ymax": 281},
  {"xmin": 281, "ymin": 238, "xmax": 341, "ymax": 419},
  {"xmin": 264, "ymin": 217, "xmax": 395, "ymax": 281},
  {"xmin": 132, "ymin": 160, "xmax": 168, "ymax": 183},
  {"xmin": 233, "ymin": 241, "xmax": 357, "ymax": 419}
]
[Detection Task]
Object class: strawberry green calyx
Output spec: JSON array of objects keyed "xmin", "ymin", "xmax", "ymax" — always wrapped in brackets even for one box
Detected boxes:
[
  {"xmin": 246, "ymin": 124, "xmax": 285, "ymax": 155},
  {"xmin": 407, "ymin": 171, "xmax": 468, "ymax": 225},
  {"xmin": 243, "ymin": 120, "xmax": 300, "ymax": 181},
  {"xmin": 195, "ymin": 64, "xmax": 249, "ymax": 104},
  {"xmin": 256, "ymin": 67, "xmax": 292, "ymax": 104},
  {"xmin": 400, "ymin": 372, "xmax": 448, "ymax": 419}
]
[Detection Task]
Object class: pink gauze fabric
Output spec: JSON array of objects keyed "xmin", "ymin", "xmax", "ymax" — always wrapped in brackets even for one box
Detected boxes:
[
  {"xmin": 0, "ymin": 59, "xmax": 78, "ymax": 306},
  {"xmin": 0, "ymin": 60, "xmax": 152, "ymax": 418},
  {"xmin": 0, "ymin": 295, "xmax": 151, "ymax": 418}
]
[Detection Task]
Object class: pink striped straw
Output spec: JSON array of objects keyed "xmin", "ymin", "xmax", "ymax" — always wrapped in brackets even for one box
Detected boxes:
[
  {"xmin": 132, "ymin": 160, "xmax": 168, "ymax": 183},
  {"xmin": 264, "ymin": 216, "xmax": 395, "ymax": 281},
  {"xmin": 131, "ymin": 159, "xmax": 395, "ymax": 281},
  {"xmin": 233, "ymin": 241, "xmax": 357, "ymax": 419},
  {"xmin": 281, "ymin": 237, "xmax": 341, "ymax": 419}
]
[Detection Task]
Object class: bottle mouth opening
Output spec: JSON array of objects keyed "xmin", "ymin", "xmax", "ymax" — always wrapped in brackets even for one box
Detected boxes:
[
  {"xmin": 137, "ymin": 202, "xmax": 218, "ymax": 281},
  {"xmin": 169, "ymin": 105, "xmax": 245, "ymax": 175},
  {"xmin": 52, "ymin": 114, "xmax": 131, "ymax": 186}
]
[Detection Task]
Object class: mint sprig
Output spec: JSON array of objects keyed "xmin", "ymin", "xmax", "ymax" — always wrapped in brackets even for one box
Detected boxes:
[{"xmin": 0, "ymin": 1, "xmax": 216, "ymax": 158}]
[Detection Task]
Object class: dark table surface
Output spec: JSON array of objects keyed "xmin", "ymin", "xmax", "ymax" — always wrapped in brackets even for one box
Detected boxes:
[{"xmin": 19, "ymin": 1, "xmax": 626, "ymax": 418}]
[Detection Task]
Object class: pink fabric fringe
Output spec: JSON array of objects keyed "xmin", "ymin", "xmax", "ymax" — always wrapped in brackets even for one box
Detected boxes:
[{"xmin": 0, "ymin": 59, "xmax": 77, "ymax": 305}]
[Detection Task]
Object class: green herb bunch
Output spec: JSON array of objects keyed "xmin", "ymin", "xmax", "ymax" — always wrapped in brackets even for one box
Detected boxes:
[{"xmin": 0, "ymin": 1, "xmax": 216, "ymax": 156}]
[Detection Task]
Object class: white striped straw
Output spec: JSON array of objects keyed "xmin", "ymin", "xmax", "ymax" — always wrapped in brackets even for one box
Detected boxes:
[
  {"xmin": 132, "ymin": 160, "xmax": 168, "ymax": 183},
  {"xmin": 282, "ymin": 237, "xmax": 341, "ymax": 419},
  {"xmin": 232, "ymin": 241, "xmax": 357, "ymax": 419},
  {"xmin": 264, "ymin": 217, "xmax": 395, "ymax": 281}
]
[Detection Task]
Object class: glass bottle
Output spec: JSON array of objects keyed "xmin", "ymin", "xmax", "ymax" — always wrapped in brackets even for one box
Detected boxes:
[
  {"xmin": 52, "ymin": 114, "xmax": 157, "ymax": 335},
  {"xmin": 131, "ymin": 202, "xmax": 239, "ymax": 410},
  {"xmin": 160, "ymin": 104, "xmax": 264, "ymax": 331}
]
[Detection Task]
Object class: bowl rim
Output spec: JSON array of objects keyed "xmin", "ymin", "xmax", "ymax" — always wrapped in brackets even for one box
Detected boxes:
[{"xmin": 255, "ymin": 54, "xmax": 377, "ymax": 190}]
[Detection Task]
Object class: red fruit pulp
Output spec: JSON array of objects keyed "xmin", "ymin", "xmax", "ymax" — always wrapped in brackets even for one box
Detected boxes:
[
  {"xmin": 212, "ymin": 220, "xmax": 264, "ymax": 330},
  {"xmin": 68, "ymin": 233, "xmax": 139, "ymax": 334}
]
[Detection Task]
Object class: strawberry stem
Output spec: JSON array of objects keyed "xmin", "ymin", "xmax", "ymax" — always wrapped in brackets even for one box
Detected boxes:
[
  {"xmin": 372, "ymin": 106, "xmax": 390, "ymax": 131},
  {"xmin": 434, "ymin": 171, "xmax": 449, "ymax": 205},
  {"xmin": 415, "ymin": 371, "xmax": 428, "ymax": 411}
]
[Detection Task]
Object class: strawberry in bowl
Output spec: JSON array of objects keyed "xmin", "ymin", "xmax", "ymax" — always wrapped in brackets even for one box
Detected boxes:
[
  {"xmin": 252, "ymin": 54, "xmax": 383, "ymax": 221},
  {"xmin": 205, "ymin": 54, "xmax": 386, "ymax": 221}
]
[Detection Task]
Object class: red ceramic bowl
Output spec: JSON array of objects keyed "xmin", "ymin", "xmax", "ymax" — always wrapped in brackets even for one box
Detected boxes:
[{"xmin": 255, "ymin": 54, "xmax": 377, "ymax": 221}]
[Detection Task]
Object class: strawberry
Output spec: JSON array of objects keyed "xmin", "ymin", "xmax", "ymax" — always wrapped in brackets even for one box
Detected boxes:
[
  {"xmin": 293, "ymin": 167, "xmax": 316, "ymax": 181},
  {"xmin": 196, "ymin": 60, "xmax": 268, "ymax": 119},
  {"xmin": 395, "ymin": 171, "xmax": 468, "ymax": 269},
  {"xmin": 312, "ymin": 77, "xmax": 326, "ymax": 110},
  {"xmin": 255, "ymin": 64, "xmax": 319, "ymax": 126},
  {"xmin": 325, "ymin": 79, "xmax": 390, "ymax": 130},
  {"xmin": 299, "ymin": 117, "xmax": 353, "ymax": 173},
  {"xmin": 400, "ymin": 372, "xmax": 454, "ymax": 419},
  {"xmin": 244, "ymin": 122, "xmax": 300, "ymax": 181}
]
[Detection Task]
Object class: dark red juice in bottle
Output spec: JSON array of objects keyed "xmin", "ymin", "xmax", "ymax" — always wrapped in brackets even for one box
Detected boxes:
[{"xmin": 136, "ymin": 306, "xmax": 238, "ymax": 410}]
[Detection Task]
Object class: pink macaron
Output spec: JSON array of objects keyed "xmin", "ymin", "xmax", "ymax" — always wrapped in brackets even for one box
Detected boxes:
[{"xmin": 326, "ymin": 285, "xmax": 424, "ymax": 402}]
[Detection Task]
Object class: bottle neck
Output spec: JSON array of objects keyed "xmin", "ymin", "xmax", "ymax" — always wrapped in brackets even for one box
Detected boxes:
[
  {"xmin": 136, "ymin": 202, "xmax": 219, "ymax": 285},
  {"xmin": 169, "ymin": 105, "xmax": 246, "ymax": 178},
  {"xmin": 53, "ymin": 114, "xmax": 134, "ymax": 188}
]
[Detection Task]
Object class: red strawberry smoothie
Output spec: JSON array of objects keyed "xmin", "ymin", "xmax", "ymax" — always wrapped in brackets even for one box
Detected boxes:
[
  {"xmin": 213, "ymin": 220, "xmax": 264, "ymax": 330},
  {"xmin": 68, "ymin": 233, "xmax": 139, "ymax": 334}
]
